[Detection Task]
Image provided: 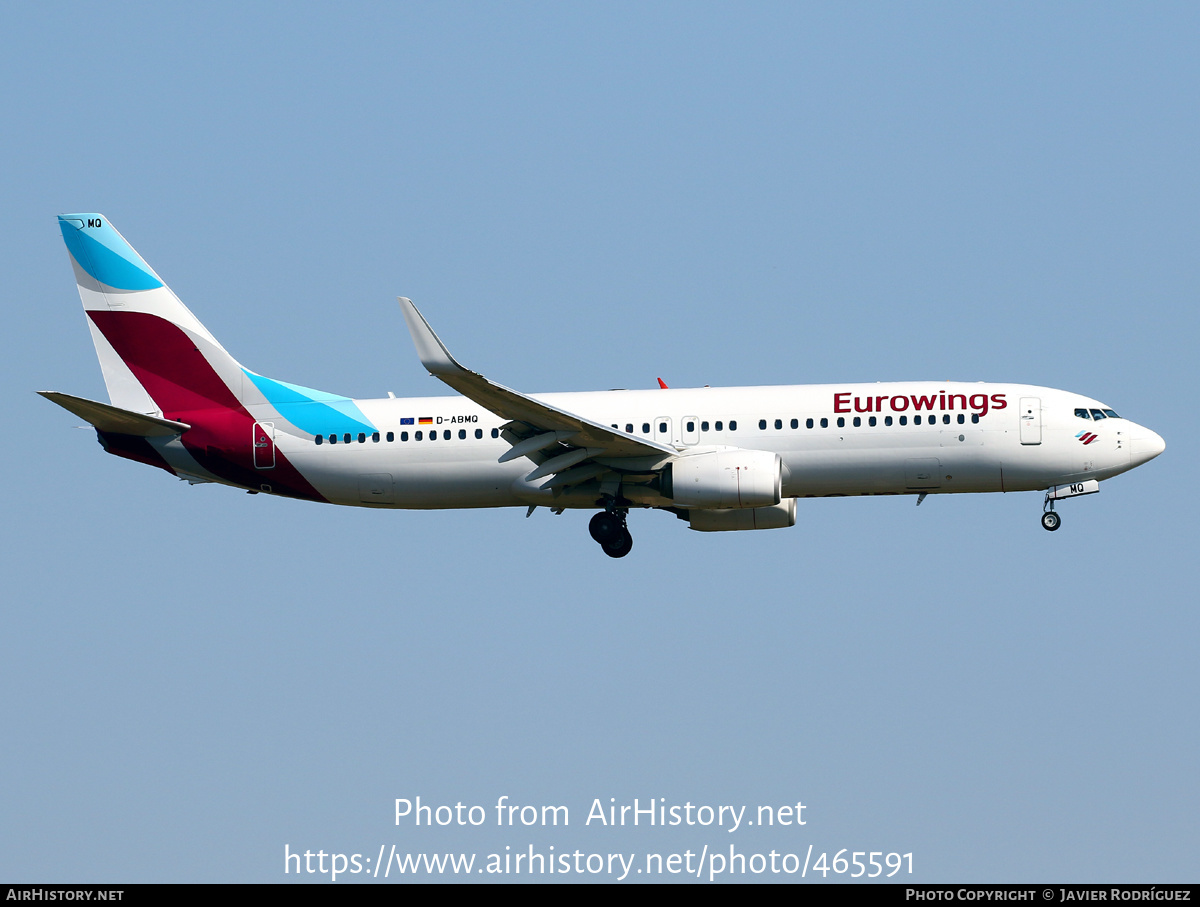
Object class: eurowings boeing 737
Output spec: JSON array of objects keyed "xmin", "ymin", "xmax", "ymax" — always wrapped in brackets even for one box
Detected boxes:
[{"xmin": 44, "ymin": 214, "xmax": 1165, "ymax": 557}]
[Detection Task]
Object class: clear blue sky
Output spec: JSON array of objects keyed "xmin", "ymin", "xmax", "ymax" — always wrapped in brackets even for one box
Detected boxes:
[{"xmin": 2, "ymin": 2, "xmax": 1197, "ymax": 882}]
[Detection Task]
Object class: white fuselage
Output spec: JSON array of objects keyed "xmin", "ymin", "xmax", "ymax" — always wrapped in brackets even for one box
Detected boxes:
[
  {"xmin": 51, "ymin": 214, "xmax": 1166, "ymax": 549},
  {"xmin": 229, "ymin": 381, "xmax": 1158, "ymax": 510}
]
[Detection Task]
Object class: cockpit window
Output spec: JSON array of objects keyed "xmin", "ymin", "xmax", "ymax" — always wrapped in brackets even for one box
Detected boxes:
[
  {"xmin": 1103, "ymin": 409, "xmax": 1120, "ymax": 419},
  {"xmin": 1075, "ymin": 408, "xmax": 1091, "ymax": 420},
  {"xmin": 1090, "ymin": 409, "xmax": 1107, "ymax": 420}
]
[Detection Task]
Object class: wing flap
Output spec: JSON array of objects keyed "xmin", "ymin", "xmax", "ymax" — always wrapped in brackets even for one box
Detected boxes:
[
  {"xmin": 525, "ymin": 447, "xmax": 602, "ymax": 482},
  {"xmin": 497, "ymin": 430, "xmax": 579, "ymax": 463}
]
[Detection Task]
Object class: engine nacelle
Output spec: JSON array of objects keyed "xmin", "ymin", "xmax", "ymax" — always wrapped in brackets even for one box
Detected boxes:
[
  {"xmin": 688, "ymin": 499, "xmax": 797, "ymax": 532},
  {"xmin": 667, "ymin": 449, "xmax": 782, "ymax": 509}
]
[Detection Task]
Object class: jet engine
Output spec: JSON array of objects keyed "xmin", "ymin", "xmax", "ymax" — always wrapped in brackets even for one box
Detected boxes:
[{"xmin": 665, "ymin": 449, "xmax": 782, "ymax": 509}]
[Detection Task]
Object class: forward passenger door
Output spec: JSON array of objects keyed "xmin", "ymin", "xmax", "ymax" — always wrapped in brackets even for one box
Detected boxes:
[{"xmin": 1019, "ymin": 397, "xmax": 1041, "ymax": 445}]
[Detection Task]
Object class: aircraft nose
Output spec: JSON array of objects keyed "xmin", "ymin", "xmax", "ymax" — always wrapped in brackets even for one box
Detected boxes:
[{"xmin": 1129, "ymin": 426, "xmax": 1165, "ymax": 467}]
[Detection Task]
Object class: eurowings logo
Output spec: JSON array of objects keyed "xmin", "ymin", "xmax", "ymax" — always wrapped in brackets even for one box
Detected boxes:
[{"xmin": 1076, "ymin": 430, "xmax": 1099, "ymax": 446}]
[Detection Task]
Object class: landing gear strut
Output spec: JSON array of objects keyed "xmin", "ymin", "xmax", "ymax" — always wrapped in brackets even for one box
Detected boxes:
[
  {"xmin": 1040, "ymin": 480, "xmax": 1099, "ymax": 532},
  {"xmin": 589, "ymin": 509, "xmax": 633, "ymax": 558},
  {"xmin": 1041, "ymin": 498, "xmax": 1061, "ymax": 532}
]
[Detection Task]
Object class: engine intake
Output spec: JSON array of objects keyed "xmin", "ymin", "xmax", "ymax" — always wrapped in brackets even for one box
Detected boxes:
[{"xmin": 667, "ymin": 449, "xmax": 782, "ymax": 509}]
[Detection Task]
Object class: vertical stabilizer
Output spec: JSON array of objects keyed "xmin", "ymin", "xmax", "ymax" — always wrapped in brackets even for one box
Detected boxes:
[{"xmin": 58, "ymin": 214, "xmax": 246, "ymax": 417}]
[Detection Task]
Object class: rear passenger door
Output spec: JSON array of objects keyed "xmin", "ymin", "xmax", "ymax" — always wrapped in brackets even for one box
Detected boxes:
[{"xmin": 253, "ymin": 422, "xmax": 275, "ymax": 469}]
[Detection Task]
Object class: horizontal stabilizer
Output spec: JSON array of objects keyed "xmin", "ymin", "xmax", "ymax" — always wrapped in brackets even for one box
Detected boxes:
[{"xmin": 39, "ymin": 391, "xmax": 190, "ymax": 437}]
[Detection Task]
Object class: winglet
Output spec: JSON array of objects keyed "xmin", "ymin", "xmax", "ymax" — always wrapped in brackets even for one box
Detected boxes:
[
  {"xmin": 394, "ymin": 297, "xmax": 676, "ymax": 460},
  {"xmin": 657, "ymin": 377, "xmax": 668, "ymax": 389},
  {"xmin": 399, "ymin": 297, "xmax": 466, "ymax": 378}
]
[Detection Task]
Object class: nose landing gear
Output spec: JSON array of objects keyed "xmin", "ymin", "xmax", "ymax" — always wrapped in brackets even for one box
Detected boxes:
[
  {"xmin": 1040, "ymin": 480, "xmax": 1099, "ymax": 531},
  {"xmin": 1041, "ymin": 492, "xmax": 1062, "ymax": 531},
  {"xmin": 589, "ymin": 509, "xmax": 633, "ymax": 558}
]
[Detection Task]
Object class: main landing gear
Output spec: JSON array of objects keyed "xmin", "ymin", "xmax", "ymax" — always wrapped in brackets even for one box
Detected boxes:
[{"xmin": 589, "ymin": 509, "xmax": 633, "ymax": 558}]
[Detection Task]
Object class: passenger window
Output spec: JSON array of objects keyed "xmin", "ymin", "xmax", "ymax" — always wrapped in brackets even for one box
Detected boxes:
[
  {"xmin": 820, "ymin": 418, "xmax": 828, "ymax": 428},
  {"xmin": 401, "ymin": 431, "xmax": 409, "ymax": 441},
  {"xmin": 806, "ymin": 418, "xmax": 814, "ymax": 429},
  {"xmin": 914, "ymin": 416, "xmax": 922, "ymax": 425},
  {"xmin": 957, "ymin": 414, "xmax": 965, "ymax": 424},
  {"xmin": 625, "ymin": 423, "xmax": 634, "ymax": 433},
  {"xmin": 315, "ymin": 434, "xmax": 323, "ymax": 445},
  {"xmin": 611, "ymin": 424, "xmax": 617, "ymax": 429},
  {"xmin": 1090, "ymin": 409, "xmax": 1107, "ymax": 420},
  {"xmin": 686, "ymin": 421, "xmax": 695, "ymax": 432},
  {"xmin": 642, "ymin": 423, "xmax": 650, "ymax": 434},
  {"xmin": 900, "ymin": 416, "xmax": 907, "ymax": 426},
  {"xmin": 852, "ymin": 417, "xmax": 860, "ymax": 427},
  {"xmin": 386, "ymin": 432, "xmax": 394, "ymax": 442},
  {"xmin": 774, "ymin": 419, "xmax": 782, "ymax": 430},
  {"xmin": 415, "ymin": 431, "xmax": 423, "ymax": 440},
  {"xmin": 358, "ymin": 432, "xmax": 366, "ymax": 443},
  {"xmin": 475, "ymin": 428, "xmax": 483, "ymax": 439},
  {"xmin": 759, "ymin": 419, "xmax": 767, "ymax": 430},
  {"xmin": 942, "ymin": 414, "xmax": 950, "ymax": 424},
  {"xmin": 790, "ymin": 418, "xmax": 798, "ymax": 429},
  {"xmin": 715, "ymin": 421, "xmax": 723, "ymax": 431},
  {"xmin": 837, "ymin": 417, "xmax": 845, "ymax": 428},
  {"xmin": 1075, "ymin": 408, "xmax": 1091, "ymax": 419},
  {"xmin": 971, "ymin": 414, "xmax": 979, "ymax": 424},
  {"xmin": 329, "ymin": 434, "xmax": 337, "ymax": 444},
  {"xmin": 885, "ymin": 416, "xmax": 893, "ymax": 426},
  {"xmin": 729, "ymin": 421, "xmax": 737, "ymax": 430},
  {"xmin": 458, "ymin": 429, "xmax": 466, "ymax": 439},
  {"xmin": 344, "ymin": 433, "xmax": 352, "ymax": 444},
  {"xmin": 491, "ymin": 428, "xmax": 500, "ymax": 438},
  {"xmin": 372, "ymin": 432, "xmax": 380, "ymax": 442},
  {"xmin": 869, "ymin": 416, "xmax": 876, "ymax": 427},
  {"xmin": 701, "ymin": 421, "xmax": 710, "ymax": 431},
  {"xmin": 658, "ymin": 422, "xmax": 667, "ymax": 433}
]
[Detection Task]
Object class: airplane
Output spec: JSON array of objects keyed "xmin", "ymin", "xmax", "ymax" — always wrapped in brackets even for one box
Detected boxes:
[{"xmin": 43, "ymin": 214, "xmax": 1166, "ymax": 558}]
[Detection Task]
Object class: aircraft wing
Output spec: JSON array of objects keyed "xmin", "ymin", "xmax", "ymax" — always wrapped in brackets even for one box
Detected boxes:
[
  {"xmin": 40, "ymin": 391, "xmax": 191, "ymax": 437},
  {"xmin": 400, "ymin": 298, "xmax": 675, "ymax": 486}
]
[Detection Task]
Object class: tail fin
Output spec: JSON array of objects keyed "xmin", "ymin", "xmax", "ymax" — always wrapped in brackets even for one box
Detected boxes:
[{"xmin": 58, "ymin": 214, "xmax": 246, "ymax": 419}]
